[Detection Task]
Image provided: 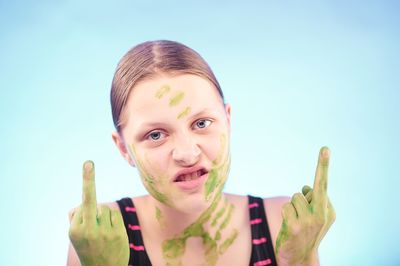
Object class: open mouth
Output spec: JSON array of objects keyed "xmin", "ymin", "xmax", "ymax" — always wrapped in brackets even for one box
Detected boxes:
[{"xmin": 174, "ymin": 168, "xmax": 208, "ymax": 182}]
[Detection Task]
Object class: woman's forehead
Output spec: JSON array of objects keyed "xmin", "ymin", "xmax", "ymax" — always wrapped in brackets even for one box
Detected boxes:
[
  {"xmin": 122, "ymin": 74, "xmax": 224, "ymax": 128},
  {"xmin": 127, "ymin": 74, "xmax": 223, "ymax": 113}
]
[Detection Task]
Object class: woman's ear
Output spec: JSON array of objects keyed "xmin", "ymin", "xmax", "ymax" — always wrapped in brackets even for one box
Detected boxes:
[
  {"xmin": 224, "ymin": 103, "xmax": 232, "ymax": 128},
  {"xmin": 111, "ymin": 131, "xmax": 136, "ymax": 167}
]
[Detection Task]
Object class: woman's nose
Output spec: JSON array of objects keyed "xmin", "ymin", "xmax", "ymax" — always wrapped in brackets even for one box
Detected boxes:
[{"xmin": 172, "ymin": 138, "xmax": 201, "ymax": 166}]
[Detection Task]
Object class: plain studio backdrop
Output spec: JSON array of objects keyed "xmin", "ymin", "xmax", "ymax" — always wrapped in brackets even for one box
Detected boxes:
[{"xmin": 0, "ymin": 1, "xmax": 399, "ymax": 265}]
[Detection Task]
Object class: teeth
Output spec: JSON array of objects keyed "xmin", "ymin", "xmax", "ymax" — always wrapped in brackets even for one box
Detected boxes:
[{"xmin": 178, "ymin": 170, "xmax": 203, "ymax": 182}]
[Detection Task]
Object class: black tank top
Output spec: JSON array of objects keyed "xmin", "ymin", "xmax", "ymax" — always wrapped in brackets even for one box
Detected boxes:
[{"xmin": 116, "ymin": 195, "xmax": 277, "ymax": 266}]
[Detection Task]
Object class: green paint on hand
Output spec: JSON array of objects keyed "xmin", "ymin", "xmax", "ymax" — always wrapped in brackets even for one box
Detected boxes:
[
  {"xmin": 276, "ymin": 218, "xmax": 290, "ymax": 253},
  {"xmin": 177, "ymin": 106, "xmax": 191, "ymax": 119},
  {"xmin": 155, "ymin": 85, "xmax": 171, "ymax": 99},
  {"xmin": 169, "ymin": 91, "xmax": 185, "ymax": 106}
]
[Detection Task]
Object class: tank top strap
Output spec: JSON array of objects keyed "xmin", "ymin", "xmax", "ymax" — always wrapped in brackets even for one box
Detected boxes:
[
  {"xmin": 248, "ymin": 195, "xmax": 277, "ymax": 266},
  {"xmin": 116, "ymin": 197, "xmax": 152, "ymax": 266}
]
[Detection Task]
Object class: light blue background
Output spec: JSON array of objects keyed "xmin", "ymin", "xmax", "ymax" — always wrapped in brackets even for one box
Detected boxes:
[{"xmin": 1, "ymin": 1, "xmax": 399, "ymax": 265}]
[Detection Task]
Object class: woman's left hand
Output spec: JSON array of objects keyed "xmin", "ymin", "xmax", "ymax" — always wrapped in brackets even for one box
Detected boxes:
[{"xmin": 275, "ymin": 147, "xmax": 336, "ymax": 266}]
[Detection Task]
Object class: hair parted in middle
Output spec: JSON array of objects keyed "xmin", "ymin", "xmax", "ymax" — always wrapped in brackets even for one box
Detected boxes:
[{"xmin": 110, "ymin": 40, "xmax": 224, "ymax": 132}]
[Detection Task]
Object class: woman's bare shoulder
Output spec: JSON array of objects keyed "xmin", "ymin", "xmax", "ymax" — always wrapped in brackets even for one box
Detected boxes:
[
  {"xmin": 263, "ymin": 196, "xmax": 291, "ymax": 249},
  {"xmin": 103, "ymin": 195, "xmax": 149, "ymax": 211},
  {"xmin": 264, "ymin": 196, "xmax": 291, "ymax": 211}
]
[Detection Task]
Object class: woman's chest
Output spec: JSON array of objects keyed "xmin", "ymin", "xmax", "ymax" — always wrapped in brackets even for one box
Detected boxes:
[{"xmin": 143, "ymin": 220, "xmax": 252, "ymax": 266}]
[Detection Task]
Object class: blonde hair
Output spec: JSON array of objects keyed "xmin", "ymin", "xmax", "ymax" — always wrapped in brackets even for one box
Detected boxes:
[{"xmin": 110, "ymin": 40, "xmax": 224, "ymax": 132}]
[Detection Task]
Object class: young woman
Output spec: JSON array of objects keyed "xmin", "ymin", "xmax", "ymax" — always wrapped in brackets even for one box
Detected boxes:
[{"xmin": 67, "ymin": 40, "xmax": 335, "ymax": 266}]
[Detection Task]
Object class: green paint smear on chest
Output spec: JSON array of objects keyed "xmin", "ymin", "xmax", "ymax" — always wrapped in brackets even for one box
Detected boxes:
[
  {"xmin": 177, "ymin": 106, "xmax": 191, "ymax": 119},
  {"xmin": 156, "ymin": 206, "xmax": 166, "ymax": 228},
  {"xmin": 218, "ymin": 229, "xmax": 238, "ymax": 255},
  {"xmin": 155, "ymin": 85, "xmax": 171, "ymax": 99},
  {"xmin": 162, "ymin": 193, "xmax": 238, "ymax": 266},
  {"xmin": 213, "ymin": 202, "xmax": 234, "ymax": 243},
  {"xmin": 129, "ymin": 145, "xmax": 169, "ymax": 204},
  {"xmin": 169, "ymin": 91, "xmax": 185, "ymax": 106},
  {"xmin": 211, "ymin": 197, "xmax": 228, "ymax": 227}
]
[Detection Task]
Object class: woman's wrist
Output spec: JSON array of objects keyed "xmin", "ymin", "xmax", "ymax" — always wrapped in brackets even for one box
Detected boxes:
[
  {"xmin": 277, "ymin": 249, "xmax": 319, "ymax": 266},
  {"xmin": 298, "ymin": 250, "xmax": 319, "ymax": 266}
]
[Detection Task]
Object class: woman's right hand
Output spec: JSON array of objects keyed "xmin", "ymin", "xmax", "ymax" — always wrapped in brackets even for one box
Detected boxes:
[{"xmin": 68, "ymin": 161, "xmax": 129, "ymax": 266}]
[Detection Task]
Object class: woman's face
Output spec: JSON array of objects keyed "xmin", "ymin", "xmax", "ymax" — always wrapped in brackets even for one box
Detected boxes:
[{"xmin": 119, "ymin": 74, "xmax": 231, "ymax": 213}]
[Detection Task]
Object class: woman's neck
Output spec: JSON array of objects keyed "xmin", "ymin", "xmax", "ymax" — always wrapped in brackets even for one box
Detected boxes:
[
  {"xmin": 143, "ymin": 193, "xmax": 239, "ymax": 265},
  {"xmin": 146, "ymin": 193, "xmax": 229, "ymax": 236}
]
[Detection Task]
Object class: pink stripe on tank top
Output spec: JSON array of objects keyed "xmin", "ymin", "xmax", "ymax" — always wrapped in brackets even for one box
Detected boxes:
[
  {"xmin": 253, "ymin": 258, "xmax": 272, "ymax": 266},
  {"xmin": 130, "ymin": 243, "xmax": 145, "ymax": 251},
  {"xmin": 125, "ymin": 206, "xmax": 136, "ymax": 212},
  {"xmin": 252, "ymin": 237, "xmax": 267, "ymax": 245},
  {"xmin": 248, "ymin": 202, "xmax": 259, "ymax": 209},
  {"xmin": 128, "ymin": 224, "xmax": 141, "ymax": 230},
  {"xmin": 250, "ymin": 218, "xmax": 262, "ymax": 225}
]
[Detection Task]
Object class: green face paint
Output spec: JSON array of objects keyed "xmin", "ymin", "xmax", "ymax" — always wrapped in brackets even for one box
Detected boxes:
[
  {"xmin": 204, "ymin": 134, "xmax": 230, "ymax": 202},
  {"xmin": 169, "ymin": 91, "xmax": 185, "ymax": 106},
  {"xmin": 177, "ymin": 106, "xmax": 191, "ymax": 119},
  {"xmin": 161, "ymin": 159, "xmax": 236, "ymax": 266},
  {"xmin": 128, "ymin": 144, "xmax": 170, "ymax": 205},
  {"xmin": 155, "ymin": 85, "xmax": 171, "ymax": 99},
  {"xmin": 130, "ymin": 128, "xmax": 235, "ymax": 265},
  {"xmin": 204, "ymin": 169, "xmax": 219, "ymax": 200}
]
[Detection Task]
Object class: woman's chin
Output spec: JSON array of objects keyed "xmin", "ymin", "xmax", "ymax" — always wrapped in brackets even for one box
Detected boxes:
[{"xmin": 171, "ymin": 194, "xmax": 210, "ymax": 215}]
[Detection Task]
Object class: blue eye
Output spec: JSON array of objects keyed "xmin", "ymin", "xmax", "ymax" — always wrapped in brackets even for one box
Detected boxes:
[
  {"xmin": 194, "ymin": 119, "xmax": 212, "ymax": 129},
  {"xmin": 147, "ymin": 131, "xmax": 165, "ymax": 141}
]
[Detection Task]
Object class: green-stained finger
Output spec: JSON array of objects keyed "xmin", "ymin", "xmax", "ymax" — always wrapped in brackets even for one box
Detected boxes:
[
  {"xmin": 111, "ymin": 209, "xmax": 124, "ymax": 227},
  {"xmin": 302, "ymin": 185, "xmax": 312, "ymax": 203},
  {"xmin": 282, "ymin": 202, "xmax": 297, "ymax": 220},
  {"xmin": 97, "ymin": 205, "xmax": 112, "ymax": 228},
  {"xmin": 70, "ymin": 208, "xmax": 82, "ymax": 227},
  {"xmin": 302, "ymin": 185, "xmax": 312, "ymax": 196},
  {"xmin": 312, "ymin": 147, "xmax": 330, "ymax": 212},
  {"xmin": 291, "ymin": 193, "xmax": 309, "ymax": 217},
  {"xmin": 82, "ymin": 160, "xmax": 97, "ymax": 224}
]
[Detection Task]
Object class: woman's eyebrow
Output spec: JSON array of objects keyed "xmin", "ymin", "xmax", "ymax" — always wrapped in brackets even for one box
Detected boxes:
[
  {"xmin": 187, "ymin": 108, "xmax": 216, "ymax": 120},
  {"xmin": 133, "ymin": 108, "xmax": 217, "ymax": 135},
  {"xmin": 135, "ymin": 121, "xmax": 170, "ymax": 130}
]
